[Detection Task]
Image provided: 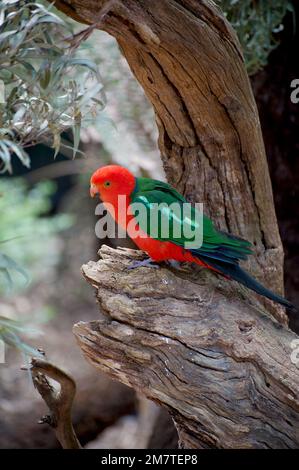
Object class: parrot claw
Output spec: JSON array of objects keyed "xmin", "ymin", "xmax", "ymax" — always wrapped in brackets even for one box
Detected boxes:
[
  {"xmin": 165, "ymin": 259, "xmax": 181, "ymax": 269},
  {"xmin": 127, "ymin": 258, "xmax": 160, "ymax": 270}
]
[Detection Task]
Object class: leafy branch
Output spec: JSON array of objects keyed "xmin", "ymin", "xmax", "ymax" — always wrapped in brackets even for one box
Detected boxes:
[
  {"xmin": 0, "ymin": 0, "xmax": 105, "ymax": 172},
  {"xmin": 220, "ymin": 0, "xmax": 295, "ymax": 75}
]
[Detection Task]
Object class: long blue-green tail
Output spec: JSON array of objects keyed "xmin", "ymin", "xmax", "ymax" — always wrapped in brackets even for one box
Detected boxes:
[{"xmin": 195, "ymin": 255, "xmax": 295, "ymax": 310}]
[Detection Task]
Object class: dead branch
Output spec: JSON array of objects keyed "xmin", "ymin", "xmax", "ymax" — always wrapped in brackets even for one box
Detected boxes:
[
  {"xmin": 30, "ymin": 358, "xmax": 81, "ymax": 449},
  {"xmin": 74, "ymin": 246, "xmax": 299, "ymax": 449}
]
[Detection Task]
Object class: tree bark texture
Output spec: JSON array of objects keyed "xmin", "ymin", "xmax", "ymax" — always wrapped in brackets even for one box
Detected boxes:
[
  {"xmin": 54, "ymin": 0, "xmax": 285, "ymax": 316},
  {"xmin": 52, "ymin": 0, "xmax": 299, "ymax": 449},
  {"xmin": 75, "ymin": 246, "xmax": 299, "ymax": 449}
]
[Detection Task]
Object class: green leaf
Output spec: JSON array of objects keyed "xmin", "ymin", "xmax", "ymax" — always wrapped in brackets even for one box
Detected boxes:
[
  {"xmin": 77, "ymin": 82, "xmax": 103, "ymax": 107},
  {"xmin": 0, "ymin": 30, "xmax": 17, "ymax": 41},
  {"xmin": 6, "ymin": 141, "xmax": 31, "ymax": 169},
  {"xmin": 0, "ymin": 328, "xmax": 41, "ymax": 357},
  {"xmin": 11, "ymin": 61, "xmax": 37, "ymax": 82},
  {"xmin": 59, "ymin": 140, "xmax": 85, "ymax": 158},
  {"xmin": 63, "ymin": 57, "xmax": 100, "ymax": 76},
  {"xmin": 36, "ymin": 14, "xmax": 65, "ymax": 26},
  {"xmin": 0, "ymin": 267, "xmax": 13, "ymax": 291},
  {"xmin": 39, "ymin": 63, "xmax": 51, "ymax": 89},
  {"xmin": 0, "ymin": 252, "xmax": 30, "ymax": 285},
  {"xmin": 52, "ymin": 131, "xmax": 61, "ymax": 160},
  {"xmin": 72, "ymin": 114, "xmax": 81, "ymax": 159},
  {"xmin": 0, "ymin": 141, "xmax": 13, "ymax": 173},
  {"xmin": 0, "ymin": 236, "xmax": 23, "ymax": 244}
]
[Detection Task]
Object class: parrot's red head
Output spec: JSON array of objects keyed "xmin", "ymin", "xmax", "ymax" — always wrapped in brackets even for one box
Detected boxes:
[{"xmin": 90, "ymin": 165, "xmax": 136, "ymax": 204}]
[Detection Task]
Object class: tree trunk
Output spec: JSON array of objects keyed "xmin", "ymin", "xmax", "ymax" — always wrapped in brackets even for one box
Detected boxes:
[
  {"xmin": 75, "ymin": 246, "xmax": 299, "ymax": 449},
  {"xmin": 54, "ymin": 0, "xmax": 286, "ymax": 320},
  {"xmin": 53, "ymin": 0, "xmax": 299, "ymax": 448}
]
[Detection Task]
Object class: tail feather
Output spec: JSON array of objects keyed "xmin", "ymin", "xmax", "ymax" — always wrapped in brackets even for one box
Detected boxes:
[{"xmin": 195, "ymin": 255, "xmax": 295, "ymax": 310}]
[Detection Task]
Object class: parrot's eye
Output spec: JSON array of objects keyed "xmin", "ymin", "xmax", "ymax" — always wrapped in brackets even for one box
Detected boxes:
[{"xmin": 103, "ymin": 181, "xmax": 111, "ymax": 188}]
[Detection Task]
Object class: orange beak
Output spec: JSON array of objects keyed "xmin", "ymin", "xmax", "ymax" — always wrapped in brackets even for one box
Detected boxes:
[{"xmin": 90, "ymin": 183, "xmax": 98, "ymax": 198}]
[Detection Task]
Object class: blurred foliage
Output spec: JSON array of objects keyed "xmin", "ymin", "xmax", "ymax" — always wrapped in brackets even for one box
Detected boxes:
[
  {"xmin": 220, "ymin": 0, "xmax": 295, "ymax": 75},
  {"xmin": 0, "ymin": 0, "xmax": 105, "ymax": 173},
  {"xmin": 0, "ymin": 238, "xmax": 29, "ymax": 292},
  {"xmin": 0, "ymin": 179, "xmax": 72, "ymax": 359},
  {"xmin": 0, "ymin": 1, "xmax": 92, "ymax": 363},
  {"xmin": 0, "ymin": 179, "xmax": 72, "ymax": 294},
  {"xmin": 0, "ymin": 315, "xmax": 42, "ymax": 358}
]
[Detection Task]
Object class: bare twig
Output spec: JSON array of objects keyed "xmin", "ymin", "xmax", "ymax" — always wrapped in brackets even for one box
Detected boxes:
[
  {"xmin": 30, "ymin": 357, "xmax": 81, "ymax": 449},
  {"xmin": 64, "ymin": 0, "xmax": 119, "ymax": 49}
]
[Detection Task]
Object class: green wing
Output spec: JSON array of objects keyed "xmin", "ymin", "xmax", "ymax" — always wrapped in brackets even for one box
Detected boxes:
[{"xmin": 131, "ymin": 177, "xmax": 252, "ymax": 264}]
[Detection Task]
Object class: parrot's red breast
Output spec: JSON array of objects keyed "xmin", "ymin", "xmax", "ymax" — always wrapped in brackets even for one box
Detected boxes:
[{"xmin": 90, "ymin": 165, "xmax": 209, "ymax": 266}]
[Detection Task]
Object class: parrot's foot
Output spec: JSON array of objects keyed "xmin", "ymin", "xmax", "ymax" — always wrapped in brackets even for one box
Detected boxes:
[
  {"xmin": 165, "ymin": 259, "xmax": 181, "ymax": 269},
  {"xmin": 127, "ymin": 258, "xmax": 160, "ymax": 270}
]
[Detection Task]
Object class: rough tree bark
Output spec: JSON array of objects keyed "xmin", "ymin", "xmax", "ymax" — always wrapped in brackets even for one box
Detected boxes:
[
  {"xmin": 52, "ymin": 0, "xmax": 299, "ymax": 448},
  {"xmin": 75, "ymin": 246, "xmax": 299, "ymax": 449}
]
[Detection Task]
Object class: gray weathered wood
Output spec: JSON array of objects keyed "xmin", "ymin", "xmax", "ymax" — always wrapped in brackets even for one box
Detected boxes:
[{"xmin": 74, "ymin": 246, "xmax": 299, "ymax": 449}]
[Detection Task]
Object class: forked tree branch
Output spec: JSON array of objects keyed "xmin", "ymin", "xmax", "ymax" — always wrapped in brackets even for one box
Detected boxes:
[{"xmin": 30, "ymin": 358, "xmax": 81, "ymax": 449}]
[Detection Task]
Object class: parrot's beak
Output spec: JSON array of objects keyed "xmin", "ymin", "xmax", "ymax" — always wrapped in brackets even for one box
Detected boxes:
[{"xmin": 90, "ymin": 183, "xmax": 98, "ymax": 198}]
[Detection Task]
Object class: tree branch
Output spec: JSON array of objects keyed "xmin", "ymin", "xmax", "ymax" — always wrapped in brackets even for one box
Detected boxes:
[
  {"xmin": 74, "ymin": 246, "xmax": 299, "ymax": 449},
  {"xmin": 30, "ymin": 358, "xmax": 81, "ymax": 449}
]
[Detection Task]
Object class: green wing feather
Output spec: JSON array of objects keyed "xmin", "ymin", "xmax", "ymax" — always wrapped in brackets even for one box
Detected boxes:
[
  {"xmin": 131, "ymin": 177, "xmax": 252, "ymax": 264},
  {"xmin": 130, "ymin": 178, "xmax": 295, "ymax": 310}
]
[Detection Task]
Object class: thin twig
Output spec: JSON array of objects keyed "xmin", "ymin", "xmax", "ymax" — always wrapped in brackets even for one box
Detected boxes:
[
  {"xmin": 30, "ymin": 357, "xmax": 81, "ymax": 449},
  {"xmin": 65, "ymin": 0, "xmax": 119, "ymax": 50}
]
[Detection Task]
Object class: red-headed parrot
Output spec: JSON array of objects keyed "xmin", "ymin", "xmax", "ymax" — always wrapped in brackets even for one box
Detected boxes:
[{"xmin": 90, "ymin": 165, "xmax": 294, "ymax": 310}]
